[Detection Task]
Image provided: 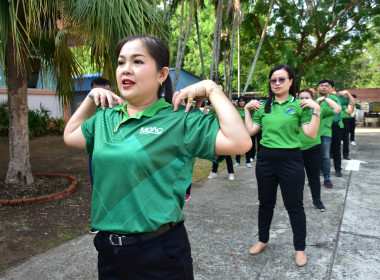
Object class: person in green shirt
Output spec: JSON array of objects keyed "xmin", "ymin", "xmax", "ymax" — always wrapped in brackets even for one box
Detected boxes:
[
  {"xmin": 349, "ymin": 94, "xmax": 364, "ymax": 145},
  {"xmin": 63, "ymin": 35, "xmax": 251, "ymax": 280},
  {"xmin": 298, "ymin": 89, "xmax": 341, "ymax": 212},
  {"xmin": 317, "ymin": 80, "xmax": 342, "ymax": 187},
  {"xmin": 234, "ymin": 96, "xmax": 254, "ymax": 167},
  {"xmin": 244, "ymin": 65, "xmax": 320, "ymax": 267},
  {"xmin": 336, "ymin": 89, "xmax": 355, "ymax": 160}
]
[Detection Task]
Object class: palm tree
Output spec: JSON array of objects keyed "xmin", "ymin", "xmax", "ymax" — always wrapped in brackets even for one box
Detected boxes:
[{"xmin": 0, "ymin": 0, "xmax": 164, "ymax": 187}]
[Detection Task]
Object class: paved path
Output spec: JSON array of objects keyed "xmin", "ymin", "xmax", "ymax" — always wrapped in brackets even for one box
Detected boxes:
[{"xmin": 1, "ymin": 131, "xmax": 379, "ymax": 280}]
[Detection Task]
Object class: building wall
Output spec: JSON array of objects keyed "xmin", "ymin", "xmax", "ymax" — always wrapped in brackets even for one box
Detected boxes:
[{"xmin": 0, "ymin": 89, "xmax": 65, "ymax": 119}]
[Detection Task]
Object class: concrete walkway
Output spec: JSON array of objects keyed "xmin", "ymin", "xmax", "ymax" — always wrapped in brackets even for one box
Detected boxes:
[{"xmin": 1, "ymin": 131, "xmax": 379, "ymax": 280}]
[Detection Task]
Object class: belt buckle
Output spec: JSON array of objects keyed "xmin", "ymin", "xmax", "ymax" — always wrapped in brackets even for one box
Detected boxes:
[{"xmin": 109, "ymin": 234, "xmax": 123, "ymax": 246}]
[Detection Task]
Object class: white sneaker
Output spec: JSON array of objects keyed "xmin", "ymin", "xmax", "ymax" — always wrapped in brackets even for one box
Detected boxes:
[
  {"xmin": 341, "ymin": 140, "xmax": 343, "ymax": 144},
  {"xmin": 246, "ymin": 163, "xmax": 252, "ymax": 168},
  {"xmin": 351, "ymin": 141, "xmax": 357, "ymax": 146},
  {"xmin": 233, "ymin": 162, "xmax": 240, "ymax": 167},
  {"xmin": 208, "ymin": 172, "xmax": 217, "ymax": 179},
  {"xmin": 228, "ymin": 173, "xmax": 235, "ymax": 180},
  {"xmin": 250, "ymin": 158, "xmax": 254, "ymax": 162}
]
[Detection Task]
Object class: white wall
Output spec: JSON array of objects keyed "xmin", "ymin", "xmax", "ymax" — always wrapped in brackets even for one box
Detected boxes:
[{"xmin": 0, "ymin": 92, "xmax": 64, "ymax": 119}]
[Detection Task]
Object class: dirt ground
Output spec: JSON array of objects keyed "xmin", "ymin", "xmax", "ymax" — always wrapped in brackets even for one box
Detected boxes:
[{"xmin": 0, "ymin": 136, "xmax": 93, "ymax": 271}]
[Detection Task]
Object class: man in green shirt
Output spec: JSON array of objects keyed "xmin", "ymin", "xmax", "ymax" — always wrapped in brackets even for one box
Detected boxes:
[
  {"xmin": 317, "ymin": 80, "xmax": 342, "ymax": 188},
  {"xmin": 336, "ymin": 89, "xmax": 355, "ymax": 160}
]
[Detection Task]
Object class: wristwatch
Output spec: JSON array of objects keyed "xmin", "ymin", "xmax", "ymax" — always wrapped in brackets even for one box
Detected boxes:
[{"xmin": 312, "ymin": 111, "xmax": 321, "ymax": 117}]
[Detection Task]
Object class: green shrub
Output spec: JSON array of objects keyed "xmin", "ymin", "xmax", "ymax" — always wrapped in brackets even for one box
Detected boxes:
[
  {"xmin": 0, "ymin": 100, "xmax": 9, "ymax": 136},
  {"xmin": 0, "ymin": 100, "xmax": 65, "ymax": 137}
]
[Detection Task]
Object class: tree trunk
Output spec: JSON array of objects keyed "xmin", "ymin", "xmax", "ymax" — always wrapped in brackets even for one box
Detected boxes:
[
  {"xmin": 214, "ymin": 0, "xmax": 224, "ymax": 84},
  {"xmin": 173, "ymin": 0, "xmax": 193, "ymax": 91},
  {"xmin": 172, "ymin": 0, "xmax": 185, "ymax": 91},
  {"xmin": 210, "ymin": 0, "xmax": 223, "ymax": 81},
  {"xmin": 242, "ymin": 0, "xmax": 274, "ymax": 96},
  {"xmin": 227, "ymin": 13, "xmax": 238, "ymax": 100},
  {"xmin": 237, "ymin": 22, "xmax": 241, "ymax": 97},
  {"xmin": 5, "ymin": 29, "xmax": 34, "ymax": 186},
  {"xmin": 195, "ymin": 8, "xmax": 206, "ymax": 79}
]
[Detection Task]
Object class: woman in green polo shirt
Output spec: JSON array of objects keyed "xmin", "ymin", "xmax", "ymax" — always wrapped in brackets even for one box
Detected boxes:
[
  {"xmin": 63, "ymin": 35, "xmax": 251, "ymax": 280},
  {"xmin": 244, "ymin": 65, "xmax": 320, "ymax": 267},
  {"xmin": 298, "ymin": 89, "xmax": 341, "ymax": 212}
]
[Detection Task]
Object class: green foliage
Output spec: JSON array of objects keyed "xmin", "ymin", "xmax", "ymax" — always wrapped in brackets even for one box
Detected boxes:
[
  {"xmin": 0, "ymin": 100, "xmax": 9, "ymax": 136},
  {"xmin": 0, "ymin": 101, "xmax": 65, "ymax": 138}
]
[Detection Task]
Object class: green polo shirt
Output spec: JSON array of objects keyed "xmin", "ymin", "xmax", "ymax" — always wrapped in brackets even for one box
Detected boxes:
[
  {"xmin": 252, "ymin": 95, "xmax": 311, "ymax": 149},
  {"xmin": 299, "ymin": 105, "xmax": 335, "ymax": 150},
  {"xmin": 237, "ymin": 107, "xmax": 245, "ymax": 121},
  {"xmin": 338, "ymin": 95, "xmax": 352, "ymax": 119},
  {"xmin": 319, "ymin": 94, "xmax": 342, "ymax": 137},
  {"xmin": 81, "ymin": 98, "xmax": 221, "ymax": 234}
]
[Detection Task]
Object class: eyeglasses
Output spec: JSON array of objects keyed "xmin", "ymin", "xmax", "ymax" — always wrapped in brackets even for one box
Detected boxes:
[{"xmin": 269, "ymin": 77, "xmax": 289, "ymax": 85}]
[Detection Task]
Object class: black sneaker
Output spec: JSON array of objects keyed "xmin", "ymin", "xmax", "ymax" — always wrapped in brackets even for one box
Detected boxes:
[
  {"xmin": 313, "ymin": 200, "xmax": 326, "ymax": 212},
  {"xmin": 335, "ymin": 170, "xmax": 342, "ymax": 177},
  {"xmin": 90, "ymin": 228, "xmax": 99, "ymax": 234},
  {"xmin": 324, "ymin": 180, "xmax": 333, "ymax": 188},
  {"xmin": 343, "ymin": 157, "xmax": 351, "ymax": 160}
]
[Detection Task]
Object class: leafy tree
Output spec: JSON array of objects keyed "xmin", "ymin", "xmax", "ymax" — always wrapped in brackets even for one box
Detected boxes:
[{"xmin": 0, "ymin": 0, "xmax": 164, "ymax": 187}]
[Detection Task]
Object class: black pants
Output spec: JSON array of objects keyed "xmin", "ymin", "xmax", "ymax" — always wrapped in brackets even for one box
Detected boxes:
[
  {"xmin": 301, "ymin": 145, "xmax": 322, "ymax": 202},
  {"xmin": 331, "ymin": 121, "xmax": 342, "ymax": 172},
  {"xmin": 212, "ymin": 155, "xmax": 234, "ymax": 173},
  {"xmin": 256, "ymin": 147, "xmax": 306, "ymax": 251},
  {"xmin": 94, "ymin": 223, "xmax": 193, "ymax": 280},
  {"xmin": 342, "ymin": 118, "xmax": 351, "ymax": 158},
  {"xmin": 349, "ymin": 117, "xmax": 356, "ymax": 142}
]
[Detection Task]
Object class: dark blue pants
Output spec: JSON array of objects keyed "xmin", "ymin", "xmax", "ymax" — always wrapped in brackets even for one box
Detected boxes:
[
  {"xmin": 342, "ymin": 118, "xmax": 351, "ymax": 158},
  {"xmin": 256, "ymin": 147, "xmax": 306, "ymax": 251},
  {"xmin": 94, "ymin": 223, "xmax": 193, "ymax": 280},
  {"xmin": 301, "ymin": 144, "xmax": 322, "ymax": 202}
]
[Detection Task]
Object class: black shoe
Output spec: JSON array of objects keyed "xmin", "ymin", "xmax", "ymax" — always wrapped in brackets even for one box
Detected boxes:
[
  {"xmin": 335, "ymin": 170, "xmax": 342, "ymax": 177},
  {"xmin": 313, "ymin": 200, "xmax": 326, "ymax": 212},
  {"xmin": 324, "ymin": 180, "xmax": 333, "ymax": 188},
  {"xmin": 90, "ymin": 228, "xmax": 99, "ymax": 234},
  {"xmin": 343, "ymin": 157, "xmax": 351, "ymax": 160}
]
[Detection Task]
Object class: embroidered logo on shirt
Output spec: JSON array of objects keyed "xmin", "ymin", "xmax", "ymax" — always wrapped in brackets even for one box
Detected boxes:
[
  {"xmin": 139, "ymin": 127, "xmax": 164, "ymax": 135},
  {"xmin": 284, "ymin": 107, "xmax": 295, "ymax": 115}
]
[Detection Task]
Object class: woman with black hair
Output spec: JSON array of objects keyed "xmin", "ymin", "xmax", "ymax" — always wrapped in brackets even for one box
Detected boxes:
[
  {"xmin": 244, "ymin": 65, "xmax": 320, "ymax": 267},
  {"xmin": 64, "ymin": 35, "xmax": 251, "ymax": 279}
]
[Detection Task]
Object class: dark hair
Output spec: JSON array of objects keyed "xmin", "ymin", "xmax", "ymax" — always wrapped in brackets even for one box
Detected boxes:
[
  {"xmin": 91, "ymin": 77, "xmax": 111, "ymax": 89},
  {"xmin": 264, "ymin": 64, "xmax": 295, "ymax": 114},
  {"xmin": 238, "ymin": 96, "xmax": 247, "ymax": 107},
  {"xmin": 297, "ymin": 89, "xmax": 313, "ymax": 99},
  {"xmin": 115, "ymin": 35, "xmax": 173, "ymax": 103},
  {"xmin": 318, "ymin": 79, "xmax": 335, "ymax": 87},
  {"xmin": 336, "ymin": 88, "xmax": 344, "ymax": 93},
  {"xmin": 352, "ymin": 94, "xmax": 357, "ymax": 98}
]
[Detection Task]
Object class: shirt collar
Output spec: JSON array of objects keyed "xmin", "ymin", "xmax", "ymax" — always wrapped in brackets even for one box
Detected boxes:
[
  {"xmin": 271, "ymin": 95, "xmax": 294, "ymax": 105},
  {"xmin": 113, "ymin": 98, "xmax": 171, "ymax": 122}
]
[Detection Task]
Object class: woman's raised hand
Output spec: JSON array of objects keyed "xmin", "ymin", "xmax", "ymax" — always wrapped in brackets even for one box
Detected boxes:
[
  {"xmin": 172, "ymin": 80, "xmax": 217, "ymax": 113},
  {"xmin": 299, "ymin": 99, "xmax": 320, "ymax": 111},
  {"xmin": 245, "ymin": 100, "xmax": 262, "ymax": 111},
  {"xmin": 88, "ymin": 88, "xmax": 125, "ymax": 110}
]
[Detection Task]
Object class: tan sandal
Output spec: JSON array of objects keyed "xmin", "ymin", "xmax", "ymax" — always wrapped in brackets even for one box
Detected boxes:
[{"xmin": 249, "ymin": 242, "xmax": 268, "ymax": 255}]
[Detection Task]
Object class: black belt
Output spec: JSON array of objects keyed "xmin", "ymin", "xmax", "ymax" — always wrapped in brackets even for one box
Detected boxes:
[{"xmin": 106, "ymin": 222, "xmax": 182, "ymax": 246}]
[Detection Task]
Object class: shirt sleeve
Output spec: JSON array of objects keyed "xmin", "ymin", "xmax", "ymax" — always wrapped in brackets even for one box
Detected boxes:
[
  {"xmin": 321, "ymin": 105, "xmax": 335, "ymax": 119},
  {"xmin": 252, "ymin": 106, "xmax": 264, "ymax": 126},
  {"xmin": 81, "ymin": 114, "xmax": 96, "ymax": 154},
  {"xmin": 300, "ymin": 106, "xmax": 312, "ymax": 126},
  {"xmin": 181, "ymin": 108, "xmax": 222, "ymax": 162}
]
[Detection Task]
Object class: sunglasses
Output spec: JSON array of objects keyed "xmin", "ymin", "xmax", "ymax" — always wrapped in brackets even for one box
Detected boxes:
[{"xmin": 269, "ymin": 77, "xmax": 289, "ymax": 85}]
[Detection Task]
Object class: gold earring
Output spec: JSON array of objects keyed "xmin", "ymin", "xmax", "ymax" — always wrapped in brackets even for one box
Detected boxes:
[{"xmin": 160, "ymin": 81, "xmax": 163, "ymax": 87}]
